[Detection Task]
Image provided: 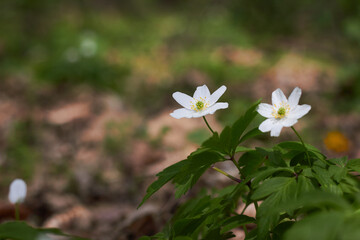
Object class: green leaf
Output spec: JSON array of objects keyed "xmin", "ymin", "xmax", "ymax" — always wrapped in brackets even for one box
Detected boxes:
[
  {"xmin": 272, "ymin": 221, "xmax": 295, "ymax": 240},
  {"xmin": 277, "ymin": 141, "xmax": 326, "ymax": 161},
  {"xmin": 0, "ymin": 221, "xmax": 88, "ymax": 240},
  {"xmin": 173, "ymin": 150, "xmax": 224, "ymax": 198},
  {"xmin": 201, "ymin": 133, "xmax": 223, "ymax": 153},
  {"xmin": 220, "ymin": 215, "xmax": 255, "ymax": 234},
  {"xmin": 284, "ymin": 211, "xmax": 345, "ymax": 240},
  {"xmin": 256, "ymin": 177, "xmax": 297, "ymax": 239},
  {"xmin": 238, "ymin": 150, "xmax": 265, "ymax": 178},
  {"xmin": 256, "ymin": 147, "xmax": 287, "ymax": 167},
  {"xmin": 239, "ymin": 127, "xmax": 262, "ymax": 144},
  {"xmin": 138, "ymin": 160, "xmax": 188, "ymax": 207},
  {"xmin": 234, "ymin": 146, "xmax": 253, "ymax": 153},
  {"xmin": 328, "ymin": 165, "xmax": 347, "ymax": 183},
  {"xmin": 230, "ymin": 100, "xmax": 260, "ymax": 152},
  {"xmin": 252, "ymin": 177, "xmax": 294, "ymax": 200},
  {"xmin": 139, "ymin": 149, "xmax": 224, "ymax": 207},
  {"xmin": 312, "ymin": 166, "xmax": 343, "ymax": 195},
  {"xmin": 347, "ymin": 158, "xmax": 360, "ymax": 172},
  {"xmin": 173, "ymin": 216, "xmax": 208, "ymax": 237},
  {"xmin": 251, "ymin": 167, "xmax": 295, "ymax": 186},
  {"xmin": 328, "ymin": 157, "xmax": 347, "ymax": 167},
  {"xmin": 174, "ymin": 237, "xmax": 192, "ymax": 240}
]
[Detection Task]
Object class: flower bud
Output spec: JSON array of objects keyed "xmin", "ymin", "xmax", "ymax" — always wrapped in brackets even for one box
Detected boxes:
[{"xmin": 8, "ymin": 179, "xmax": 27, "ymax": 204}]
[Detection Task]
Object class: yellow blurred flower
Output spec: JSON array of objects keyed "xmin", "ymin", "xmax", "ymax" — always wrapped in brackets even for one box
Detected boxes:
[{"xmin": 324, "ymin": 131, "xmax": 350, "ymax": 153}]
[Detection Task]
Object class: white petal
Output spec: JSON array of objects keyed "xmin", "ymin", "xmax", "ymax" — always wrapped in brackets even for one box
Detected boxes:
[
  {"xmin": 270, "ymin": 124, "xmax": 283, "ymax": 137},
  {"xmin": 272, "ymin": 88, "xmax": 287, "ymax": 106},
  {"xmin": 259, "ymin": 118, "xmax": 275, "ymax": 132},
  {"xmin": 257, "ymin": 103, "xmax": 274, "ymax": 118},
  {"xmin": 170, "ymin": 108, "xmax": 194, "ymax": 119},
  {"xmin": 288, "ymin": 104, "xmax": 311, "ymax": 119},
  {"xmin": 172, "ymin": 92, "xmax": 193, "ymax": 109},
  {"xmin": 206, "ymin": 102, "xmax": 228, "ymax": 114},
  {"xmin": 9, "ymin": 179, "xmax": 27, "ymax": 204},
  {"xmin": 282, "ymin": 118, "xmax": 298, "ymax": 127},
  {"xmin": 288, "ymin": 87, "xmax": 302, "ymax": 108},
  {"xmin": 193, "ymin": 85, "xmax": 211, "ymax": 99},
  {"xmin": 209, "ymin": 85, "xmax": 227, "ymax": 105}
]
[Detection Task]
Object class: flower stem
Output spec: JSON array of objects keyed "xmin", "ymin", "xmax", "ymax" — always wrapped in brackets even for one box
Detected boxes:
[
  {"xmin": 291, "ymin": 126, "xmax": 311, "ymax": 166},
  {"xmin": 202, "ymin": 116, "xmax": 214, "ymax": 134},
  {"xmin": 15, "ymin": 203, "xmax": 19, "ymax": 221},
  {"xmin": 211, "ymin": 166, "xmax": 242, "ymax": 183}
]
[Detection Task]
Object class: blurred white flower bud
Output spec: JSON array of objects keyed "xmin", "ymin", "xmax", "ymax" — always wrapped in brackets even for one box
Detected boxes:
[{"xmin": 8, "ymin": 179, "xmax": 27, "ymax": 204}]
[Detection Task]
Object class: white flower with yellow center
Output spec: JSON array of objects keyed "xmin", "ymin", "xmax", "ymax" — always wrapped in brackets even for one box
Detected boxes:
[
  {"xmin": 257, "ymin": 87, "xmax": 311, "ymax": 137},
  {"xmin": 170, "ymin": 85, "xmax": 228, "ymax": 119}
]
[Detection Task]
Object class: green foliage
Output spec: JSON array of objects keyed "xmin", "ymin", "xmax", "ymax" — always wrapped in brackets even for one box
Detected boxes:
[
  {"xmin": 0, "ymin": 221, "xmax": 88, "ymax": 240},
  {"xmin": 139, "ymin": 101, "xmax": 360, "ymax": 239}
]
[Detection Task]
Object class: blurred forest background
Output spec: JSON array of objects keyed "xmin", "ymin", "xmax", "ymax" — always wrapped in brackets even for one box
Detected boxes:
[{"xmin": 0, "ymin": 0, "xmax": 359, "ymax": 239}]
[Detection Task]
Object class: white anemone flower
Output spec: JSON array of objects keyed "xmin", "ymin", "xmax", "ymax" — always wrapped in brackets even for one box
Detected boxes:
[
  {"xmin": 170, "ymin": 85, "xmax": 228, "ymax": 119},
  {"xmin": 257, "ymin": 87, "xmax": 311, "ymax": 137},
  {"xmin": 8, "ymin": 179, "xmax": 27, "ymax": 204}
]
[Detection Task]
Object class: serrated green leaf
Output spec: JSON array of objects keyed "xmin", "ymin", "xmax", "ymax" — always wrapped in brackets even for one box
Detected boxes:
[
  {"xmin": 0, "ymin": 221, "xmax": 88, "ymax": 240},
  {"xmin": 328, "ymin": 165, "xmax": 347, "ymax": 183},
  {"xmin": 251, "ymin": 167, "xmax": 295, "ymax": 186},
  {"xmin": 252, "ymin": 177, "xmax": 294, "ymax": 200},
  {"xmin": 220, "ymin": 215, "xmax": 255, "ymax": 234},
  {"xmin": 138, "ymin": 160, "xmax": 188, "ymax": 207},
  {"xmin": 328, "ymin": 157, "xmax": 347, "ymax": 167},
  {"xmin": 256, "ymin": 147, "xmax": 287, "ymax": 167},
  {"xmin": 238, "ymin": 150, "xmax": 265, "ymax": 178},
  {"xmin": 277, "ymin": 141, "xmax": 326, "ymax": 161},
  {"xmin": 256, "ymin": 177, "xmax": 297, "ymax": 239},
  {"xmin": 347, "ymin": 158, "xmax": 360, "ymax": 172},
  {"xmin": 173, "ymin": 150, "xmax": 224, "ymax": 198}
]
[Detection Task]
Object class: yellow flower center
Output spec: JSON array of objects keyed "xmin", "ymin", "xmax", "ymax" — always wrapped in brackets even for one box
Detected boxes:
[
  {"xmin": 272, "ymin": 102, "xmax": 290, "ymax": 119},
  {"xmin": 196, "ymin": 101, "xmax": 204, "ymax": 110},
  {"xmin": 277, "ymin": 107, "xmax": 286, "ymax": 117},
  {"xmin": 190, "ymin": 97, "xmax": 209, "ymax": 112}
]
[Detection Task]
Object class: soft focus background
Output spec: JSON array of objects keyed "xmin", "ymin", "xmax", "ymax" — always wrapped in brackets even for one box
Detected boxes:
[{"xmin": 0, "ymin": 0, "xmax": 359, "ymax": 239}]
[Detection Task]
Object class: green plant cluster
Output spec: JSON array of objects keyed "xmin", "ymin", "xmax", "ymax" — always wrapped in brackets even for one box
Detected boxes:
[{"xmin": 139, "ymin": 101, "xmax": 360, "ymax": 240}]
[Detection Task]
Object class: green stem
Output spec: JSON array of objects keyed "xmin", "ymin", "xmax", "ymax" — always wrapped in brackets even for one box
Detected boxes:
[
  {"xmin": 202, "ymin": 116, "xmax": 214, "ymax": 134},
  {"xmin": 211, "ymin": 166, "xmax": 242, "ymax": 183},
  {"xmin": 243, "ymin": 225, "xmax": 248, "ymax": 236},
  {"xmin": 230, "ymin": 155, "xmax": 242, "ymax": 173},
  {"xmin": 291, "ymin": 126, "xmax": 311, "ymax": 166},
  {"xmin": 15, "ymin": 203, "xmax": 19, "ymax": 221},
  {"xmin": 254, "ymin": 201, "xmax": 259, "ymax": 211}
]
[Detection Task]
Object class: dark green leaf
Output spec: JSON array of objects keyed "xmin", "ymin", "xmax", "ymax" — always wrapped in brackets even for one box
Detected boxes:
[
  {"xmin": 284, "ymin": 211, "xmax": 345, "ymax": 240},
  {"xmin": 238, "ymin": 150, "xmax": 265, "ymax": 178},
  {"xmin": 347, "ymin": 158, "xmax": 360, "ymax": 172},
  {"xmin": 252, "ymin": 177, "xmax": 294, "ymax": 200},
  {"xmin": 239, "ymin": 127, "xmax": 262, "ymax": 144},
  {"xmin": 251, "ymin": 167, "xmax": 295, "ymax": 186},
  {"xmin": 0, "ymin": 221, "xmax": 88, "ymax": 240},
  {"xmin": 229, "ymin": 100, "xmax": 260, "ymax": 153},
  {"xmin": 235, "ymin": 146, "xmax": 253, "ymax": 153},
  {"xmin": 220, "ymin": 215, "xmax": 255, "ymax": 234},
  {"xmin": 138, "ymin": 160, "xmax": 188, "ymax": 207},
  {"xmin": 256, "ymin": 147, "xmax": 287, "ymax": 167}
]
